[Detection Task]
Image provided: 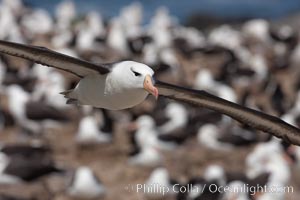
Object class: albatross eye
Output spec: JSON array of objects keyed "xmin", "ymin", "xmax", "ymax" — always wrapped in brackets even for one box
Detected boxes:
[{"xmin": 132, "ymin": 71, "xmax": 141, "ymax": 77}]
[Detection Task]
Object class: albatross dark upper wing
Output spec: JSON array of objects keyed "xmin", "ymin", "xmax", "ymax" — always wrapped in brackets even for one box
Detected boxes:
[
  {"xmin": 0, "ymin": 40, "xmax": 110, "ymax": 77},
  {"xmin": 155, "ymin": 80, "xmax": 300, "ymax": 146}
]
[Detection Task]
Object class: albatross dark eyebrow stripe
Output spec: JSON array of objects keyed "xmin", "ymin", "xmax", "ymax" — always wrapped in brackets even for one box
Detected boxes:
[
  {"xmin": 155, "ymin": 80, "xmax": 300, "ymax": 146},
  {"xmin": 0, "ymin": 40, "xmax": 110, "ymax": 77}
]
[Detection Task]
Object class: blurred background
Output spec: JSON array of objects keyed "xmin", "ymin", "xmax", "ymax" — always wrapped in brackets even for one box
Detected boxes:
[{"xmin": 1, "ymin": 0, "xmax": 300, "ymax": 199}]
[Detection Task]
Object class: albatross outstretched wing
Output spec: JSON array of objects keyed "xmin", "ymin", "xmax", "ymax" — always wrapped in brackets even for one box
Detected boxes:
[
  {"xmin": 155, "ymin": 80, "xmax": 300, "ymax": 145},
  {"xmin": 0, "ymin": 40, "xmax": 110, "ymax": 77}
]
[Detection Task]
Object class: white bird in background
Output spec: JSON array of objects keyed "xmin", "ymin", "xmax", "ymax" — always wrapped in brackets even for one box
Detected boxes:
[
  {"xmin": 68, "ymin": 166, "xmax": 106, "ymax": 199},
  {"xmin": 55, "ymin": 0, "xmax": 76, "ymax": 31},
  {"xmin": 134, "ymin": 115, "xmax": 158, "ymax": 148},
  {"xmin": 143, "ymin": 43, "xmax": 159, "ymax": 66},
  {"xmin": 158, "ymin": 102, "xmax": 188, "ymax": 135},
  {"xmin": 245, "ymin": 138, "xmax": 290, "ymax": 200},
  {"xmin": 128, "ymin": 115, "xmax": 166, "ymax": 166},
  {"xmin": 203, "ymin": 164, "xmax": 227, "ymax": 187},
  {"xmin": 76, "ymin": 29, "xmax": 95, "ymax": 51},
  {"xmin": 6, "ymin": 85, "xmax": 70, "ymax": 134},
  {"xmin": 128, "ymin": 146, "xmax": 162, "ymax": 167},
  {"xmin": 149, "ymin": 7, "xmax": 175, "ymax": 49},
  {"xmin": 144, "ymin": 167, "xmax": 175, "ymax": 198},
  {"xmin": 51, "ymin": 30, "xmax": 74, "ymax": 49},
  {"xmin": 44, "ymin": 72, "xmax": 68, "ymax": 108},
  {"xmin": 134, "ymin": 115, "xmax": 178, "ymax": 150},
  {"xmin": 120, "ymin": 2, "xmax": 143, "ymax": 38},
  {"xmin": 76, "ymin": 109, "xmax": 112, "ymax": 145},
  {"xmin": 107, "ymin": 18, "xmax": 128, "ymax": 56},
  {"xmin": 0, "ymin": 147, "xmax": 62, "ymax": 185},
  {"xmin": 0, "ymin": 40, "xmax": 299, "ymax": 145},
  {"xmin": 197, "ymin": 117, "xmax": 259, "ymax": 150},
  {"xmin": 159, "ymin": 48, "xmax": 180, "ymax": 72},
  {"xmin": 194, "ymin": 69, "xmax": 237, "ymax": 102},
  {"xmin": 76, "ymin": 116, "xmax": 109, "ymax": 144},
  {"xmin": 208, "ymin": 25, "xmax": 242, "ymax": 50},
  {"xmin": 150, "ymin": 6, "xmax": 176, "ymax": 31},
  {"xmin": 6, "ymin": 85, "xmax": 32, "ymax": 130},
  {"xmin": 242, "ymin": 19, "xmax": 270, "ymax": 43},
  {"xmin": 247, "ymin": 53, "xmax": 268, "ymax": 81},
  {"xmin": 31, "ymin": 64, "xmax": 68, "ymax": 108},
  {"xmin": 197, "ymin": 123, "xmax": 233, "ymax": 151},
  {"xmin": 86, "ymin": 11, "xmax": 106, "ymax": 37},
  {"xmin": 21, "ymin": 9, "xmax": 53, "ymax": 36},
  {"xmin": 0, "ymin": 2, "xmax": 24, "ymax": 42},
  {"xmin": 76, "ymin": 12, "xmax": 105, "ymax": 51}
]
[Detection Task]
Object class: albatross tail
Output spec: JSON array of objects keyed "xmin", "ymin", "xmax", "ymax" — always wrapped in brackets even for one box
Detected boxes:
[
  {"xmin": 60, "ymin": 90, "xmax": 73, "ymax": 96},
  {"xmin": 60, "ymin": 90, "xmax": 78, "ymax": 105}
]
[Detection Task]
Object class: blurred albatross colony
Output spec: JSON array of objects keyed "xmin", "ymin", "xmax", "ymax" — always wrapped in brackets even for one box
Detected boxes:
[{"xmin": 1, "ymin": 0, "xmax": 300, "ymax": 200}]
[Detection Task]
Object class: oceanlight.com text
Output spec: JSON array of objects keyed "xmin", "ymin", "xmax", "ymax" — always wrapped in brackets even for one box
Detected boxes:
[{"xmin": 125, "ymin": 183, "xmax": 294, "ymax": 196}]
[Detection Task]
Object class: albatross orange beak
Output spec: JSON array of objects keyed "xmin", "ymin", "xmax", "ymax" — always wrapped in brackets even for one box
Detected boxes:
[{"xmin": 143, "ymin": 75, "xmax": 158, "ymax": 99}]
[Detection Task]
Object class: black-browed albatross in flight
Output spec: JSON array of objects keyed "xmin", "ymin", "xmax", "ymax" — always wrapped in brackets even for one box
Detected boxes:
[{"xmin": 0, "ymin": 40, "xmax": 299, "ymax": 145}]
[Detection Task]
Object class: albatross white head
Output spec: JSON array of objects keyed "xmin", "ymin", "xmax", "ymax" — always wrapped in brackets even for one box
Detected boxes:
[{"xmin": 109, "ymin": 61, "xmax": 158, "ymax": 99}]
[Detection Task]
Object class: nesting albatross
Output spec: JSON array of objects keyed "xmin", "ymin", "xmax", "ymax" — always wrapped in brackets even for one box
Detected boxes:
[{"xmin": 0, "ymin": 40, "xmax": 299, "ymax": 145}]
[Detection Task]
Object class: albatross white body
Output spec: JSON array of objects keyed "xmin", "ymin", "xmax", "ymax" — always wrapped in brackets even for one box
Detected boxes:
[{"xmin": 66, "ymin": 61, "xmax": 155, "ymax": 110}]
